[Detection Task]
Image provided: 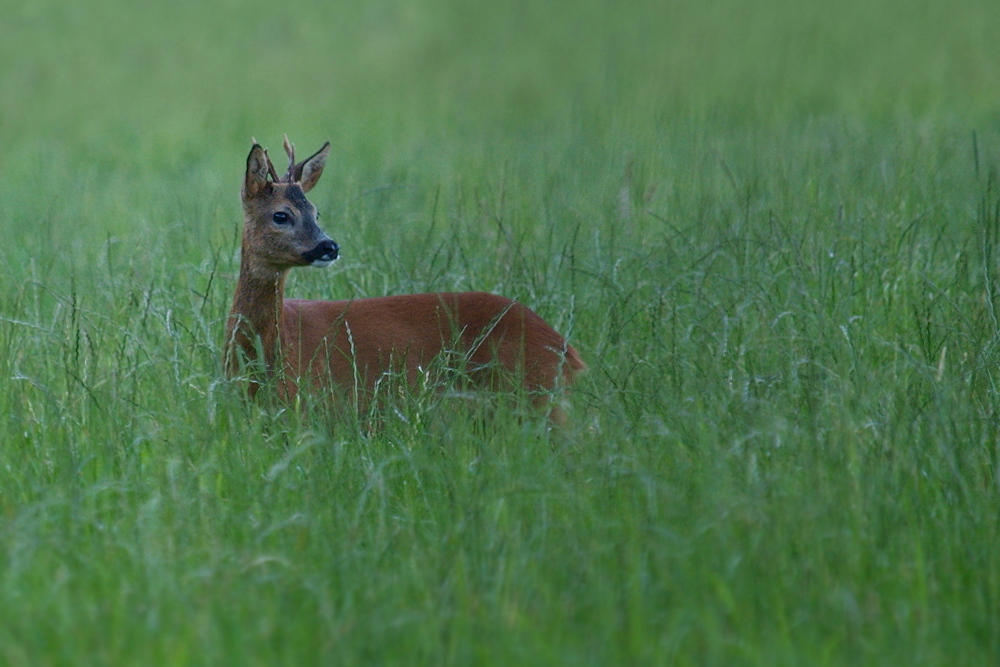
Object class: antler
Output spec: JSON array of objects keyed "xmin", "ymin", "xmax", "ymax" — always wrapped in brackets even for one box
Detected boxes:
[
  {"xmin": 283, "ymin": 134, "xmax": 298, "ymax": 182},
  {"xmin": 263, "ymin": 149, "xmax": 280, "ymax": 182},
  {"xmin": 251, "ymin": 137, "xmax": 281, "ymax": 182},
  {"xmin": 248, "ymin": 136, "xmax": 284, "ymax": 182},
  {"xmin": 251, "ymin": 135, "xmax": 317, "ymax": 184}
]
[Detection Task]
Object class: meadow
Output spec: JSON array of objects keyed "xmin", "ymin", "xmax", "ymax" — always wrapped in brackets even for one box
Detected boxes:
[{"xmin": 2, "ymin": 0, "xmax": 1000, "ymax": 663}]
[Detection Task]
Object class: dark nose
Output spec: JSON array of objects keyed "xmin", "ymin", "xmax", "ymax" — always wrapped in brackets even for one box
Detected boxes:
[
  {"xmin": 304, "ymin": 239, "xmax": 339, "ymax": 263},
  {"xmin": 317, "ymin": 239, "xmax": 339, "ymax": 260}
]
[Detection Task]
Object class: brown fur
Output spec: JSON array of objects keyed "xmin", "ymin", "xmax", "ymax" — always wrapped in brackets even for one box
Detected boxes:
[{"xmin": 225, "ymin": 138, "xmax": 586, "ymax": 423}]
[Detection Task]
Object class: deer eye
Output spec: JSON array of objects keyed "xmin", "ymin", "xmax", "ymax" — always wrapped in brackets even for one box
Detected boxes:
[{"xmin": 272, "ymin": 211, "xmax": 291, "ymax": 225}]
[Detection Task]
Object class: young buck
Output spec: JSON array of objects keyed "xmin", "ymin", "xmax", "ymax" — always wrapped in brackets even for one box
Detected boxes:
[{"xmin": 225, "ymin": 137, "xmax": 586, "ymax": 423}]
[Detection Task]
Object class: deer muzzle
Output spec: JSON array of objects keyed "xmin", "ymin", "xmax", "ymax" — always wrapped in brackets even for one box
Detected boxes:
[{"xmin": 303, "ymin": 238, "xmax": 339, "ymax": 267}]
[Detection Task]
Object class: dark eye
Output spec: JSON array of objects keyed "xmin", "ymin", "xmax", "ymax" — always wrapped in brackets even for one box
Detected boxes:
[{"xmin": 272, "ymin": 211, "xmax": 291, "ymax": 225}]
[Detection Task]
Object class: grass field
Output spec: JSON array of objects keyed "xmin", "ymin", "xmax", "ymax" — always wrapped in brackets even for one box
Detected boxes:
[{"xmin": 2, "ymin": 0, "xmax": 1000, "ymax": 664}]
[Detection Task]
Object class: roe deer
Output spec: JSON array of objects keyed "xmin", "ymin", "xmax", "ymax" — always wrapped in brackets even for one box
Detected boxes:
[{"xmin": 225, "ymin": 137, "xmax": 586, "ymax": 423}]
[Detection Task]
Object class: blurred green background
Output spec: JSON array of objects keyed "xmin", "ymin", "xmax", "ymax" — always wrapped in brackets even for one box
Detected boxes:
[
  {"xmin": 4, "ymin": 0, "xmax": 1000, "ymax": 264},
  {"xmin": 6, "ymin": 0, "xmax": 1000, "ymax": 166}
]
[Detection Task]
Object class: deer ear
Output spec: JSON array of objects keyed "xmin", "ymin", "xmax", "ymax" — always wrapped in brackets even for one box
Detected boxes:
[
  {"xmin": 244, "ymin": 144, "xmax": 271, "ymax": 199},
  {"xmin": 298, "ymin": 142, "xmax": 331, "ymax": 193}
]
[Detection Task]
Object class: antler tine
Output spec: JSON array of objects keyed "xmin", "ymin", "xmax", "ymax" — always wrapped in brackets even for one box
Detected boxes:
[
  {"xmin": 283, "ymin": 134, "xmax": 297, "ymax": 182},
  {"xmin": 261, "ymin": 147, "xmax": 281, "ymax": 182}
]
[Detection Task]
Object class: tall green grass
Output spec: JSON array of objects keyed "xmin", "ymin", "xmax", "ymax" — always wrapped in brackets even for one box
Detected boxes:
[{"xmin": 2, "ymin": 0, "xmax": 1000, "ymax": 664}]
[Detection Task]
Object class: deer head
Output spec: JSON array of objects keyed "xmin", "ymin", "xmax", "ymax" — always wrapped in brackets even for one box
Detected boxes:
[{"xmin": 240, "ymin": 136, "xmax": 338, "ymax": 272}]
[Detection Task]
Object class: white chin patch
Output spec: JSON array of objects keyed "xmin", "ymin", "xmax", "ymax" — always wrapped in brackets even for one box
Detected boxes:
[{"xmin": 311, "ymin": 258, "xmax": 336, "ymax": 268}]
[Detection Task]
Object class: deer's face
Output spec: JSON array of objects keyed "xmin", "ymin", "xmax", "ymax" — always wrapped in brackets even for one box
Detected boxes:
[
  {"xmin": 241, "ymin": 141, "xmax": 338, "ymax": 272},
  {"xmin": 242, "ymin": 183, "xmax": 339, "ymax": 270}
]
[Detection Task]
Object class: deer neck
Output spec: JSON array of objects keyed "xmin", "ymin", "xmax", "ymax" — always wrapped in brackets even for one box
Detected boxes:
[{"xmin": 226, "ymin": 252, "xmax": 288, "ymax": 376}]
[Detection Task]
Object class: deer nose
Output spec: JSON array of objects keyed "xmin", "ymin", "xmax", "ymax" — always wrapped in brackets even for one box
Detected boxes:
[
  {"xmin": 304, "ymin": 239, "xmax": 339, "ymax": 265},
  {"xmin": 318, "ymin": 239, "xmax": 339, "ymax": 260}
]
